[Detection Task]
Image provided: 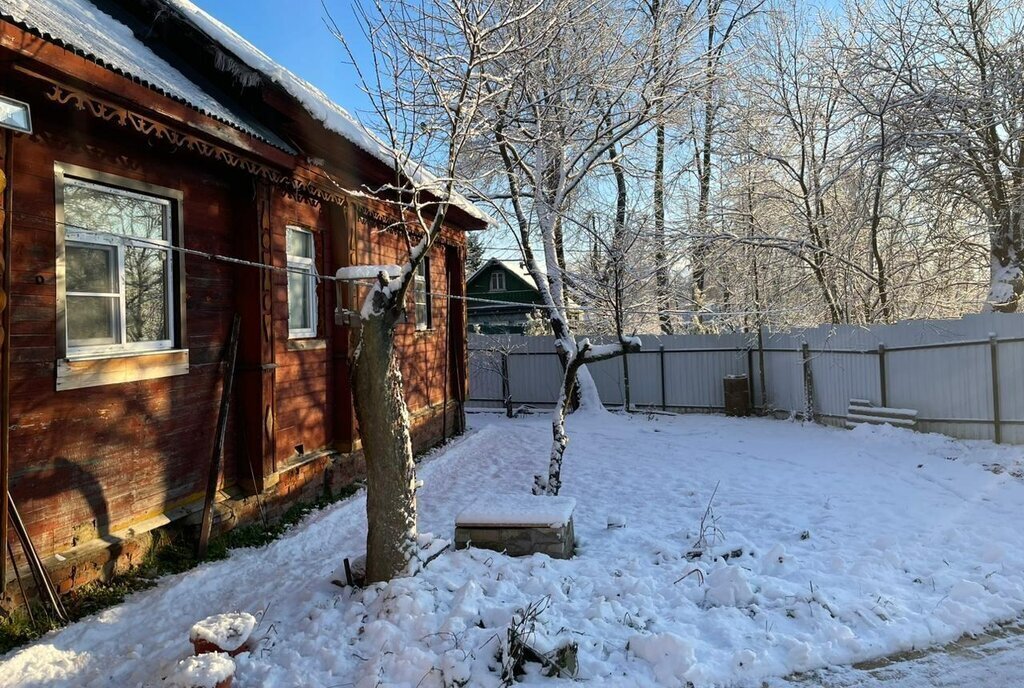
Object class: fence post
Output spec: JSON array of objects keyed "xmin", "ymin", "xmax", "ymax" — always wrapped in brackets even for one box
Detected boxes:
[
  {"xmin": 757, "ymin": 326, "xmax": 767, "ymax": 410},
  {"xmin": 746, "ymin": 347, "xmax": 755, "ymax": 408},
  {"xmin": 801, "ymin": 342, "xmax": 815, "ymax": 422},
  {"xmin": 659, "ymin": 344, "xmax": 667, "ymax": 411},
  {"xmin": 501, "ymin": 351, "xmax": 512, "ymax": 418},
  {"xmin": 877, "ymin": 344, "xmax": 888, "ymax": 407},
  {"xmin": 622, "ymin": 349, "xmax": 632, "ymax": 411},
  {"xmin": 990, "ymin": 333, "xmax": 1001, "ymax": 444}
]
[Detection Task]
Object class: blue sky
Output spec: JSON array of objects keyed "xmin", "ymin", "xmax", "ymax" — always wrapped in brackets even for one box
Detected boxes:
[{"xmin": 192, "ymin": 0, "xmax": 375, "ymax": 117}]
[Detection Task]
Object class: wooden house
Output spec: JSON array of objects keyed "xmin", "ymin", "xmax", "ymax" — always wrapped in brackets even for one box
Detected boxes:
[
  {"xmin": 0, "ymin": 0, "xmax": 484, "ymax": 599},
  {"xmin": 466, "ymin": 259, "xmax": 545, "ymax": 334}
]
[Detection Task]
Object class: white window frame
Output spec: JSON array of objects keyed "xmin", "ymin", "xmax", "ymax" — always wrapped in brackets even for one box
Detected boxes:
[
  {"xmin": 415, "ymin": 258, "xmax": 432, "ymax": 331},
  {"xmin": 62, "ymin": 178, "xmax": 176, "ymax": 357},
  {"xmin": 489, "ymin": 270, "xmax": 506, "ymax": 292},
  {"xmin": 286, "ymin": 226, "xmax": 318, "ymax": 339}
]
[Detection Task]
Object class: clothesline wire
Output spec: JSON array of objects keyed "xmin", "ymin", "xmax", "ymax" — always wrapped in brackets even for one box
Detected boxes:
[{"xmin": 20, "ymin": 209, "xmax": 800, "ymax": 319}]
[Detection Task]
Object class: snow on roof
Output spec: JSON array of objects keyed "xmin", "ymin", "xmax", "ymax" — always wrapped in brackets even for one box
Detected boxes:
[
  {"xmin": 0, "ymin": 0, "xmax": 283, "ymax": 147},
  {"xmin": 469, "ymin": 258, "xmax": 540, "ymax": 291},
  {"xmin": 163, "ymin": 0, "xmax": 489, "ymax": 224}
]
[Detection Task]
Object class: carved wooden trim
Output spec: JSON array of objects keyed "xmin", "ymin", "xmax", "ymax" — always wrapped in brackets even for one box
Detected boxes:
[
  {"xmin": 354, "ymin": 203, "xmax": 463, "ymax": 249},
  {"xmin": 44, "ymin": 83, "xmax": 348, "ymax": 207}
]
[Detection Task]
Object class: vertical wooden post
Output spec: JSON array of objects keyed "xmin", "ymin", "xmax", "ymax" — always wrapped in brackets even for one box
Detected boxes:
[
  {"xmin": 659, "ymin": 344, "xmax": 667, "ymax": 411},
  {"xmin": 990, "ymin": 333, "xmax": 1001, "ymax": 444},
  {"xmin": 757, "ymin": 325, "xmax": 768, "ymax": 410},
  {"xmin": 237, "ymin": 181, "xmax": 278, "ymax": 491},
  {"xmin": 877, "ymin": 344, "xmax": 888, "ymax": 407},
  {"xmin": 746, "ymin": 347, "xmax": 755, "ymax": 408},
  {"xmin": 0, "ymin": 129, "xmax": 11, "ymax": 592},
  {"xmin": 198, "ymin": 315, "xmax": 242, "ymax": 559},
  {"xmin": 622, "ymin": 348, "xmax": 632, "ymax": 411},
  {"xmin": 801, "ymin": 342, "xmax": 815, "ymax": 422},
  {"xmin": 501, "ymin": 351, "xmax": 512, "ymax": 418}
]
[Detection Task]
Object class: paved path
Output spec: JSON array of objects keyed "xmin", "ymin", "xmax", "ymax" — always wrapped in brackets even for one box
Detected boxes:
[{"xmin": 770, "ymin": 624, "xmax": 1024, "ymax": 687}]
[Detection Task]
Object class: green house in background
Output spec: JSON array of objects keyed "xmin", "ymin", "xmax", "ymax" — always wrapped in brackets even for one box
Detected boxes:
[{"xmin": 466, "ymin": 259, "xmax": 546, "ymax": 334}]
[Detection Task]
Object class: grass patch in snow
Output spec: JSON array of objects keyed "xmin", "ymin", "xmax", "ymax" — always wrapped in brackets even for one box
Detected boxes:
[{"xmin": 0, "ymin": 481, "xmax": 362, "ymax": 654}]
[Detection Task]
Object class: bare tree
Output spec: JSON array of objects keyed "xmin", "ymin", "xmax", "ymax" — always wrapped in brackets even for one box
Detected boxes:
[
  {"xmin": 469, "ymin": 0, "xmax": 698, "ymax": 494},
  {"xmin": 337, "ymin": 0, "xmax": 533, "ymax": 581},
  {"xmin": 854, "ymin": 0, "xmax": 1024, "ymax": 312},
  {"xmin": 686, "ymin": 0, "xmax": 763, "ymax": 328}
]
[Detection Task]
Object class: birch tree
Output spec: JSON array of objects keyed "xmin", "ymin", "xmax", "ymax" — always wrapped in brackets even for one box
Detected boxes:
[{"xmin": 470, "ymin": 0, "xmax": 698, "ymax": 494}]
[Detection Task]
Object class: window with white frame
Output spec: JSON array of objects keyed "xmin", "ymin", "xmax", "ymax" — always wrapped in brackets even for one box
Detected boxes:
[
  {"xmin": 287, "ymin": 226, "xmax": 318, "ymax": 338},
  {"xmin": 62, "ymin": 178, "xmax": 176, "ymax": 355},
  {"xmin": 414, "ymin": 258, "xmax": 432, "ymax": 331},
  {"xmin": 489, "ymin": 270, "xmax": 505, "ymax": 292}
]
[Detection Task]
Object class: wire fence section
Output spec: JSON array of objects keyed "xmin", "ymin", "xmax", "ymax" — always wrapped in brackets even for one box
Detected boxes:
[{"xmin": 468, "ymin": 313, "xmax": 1024, "ymax": 444}]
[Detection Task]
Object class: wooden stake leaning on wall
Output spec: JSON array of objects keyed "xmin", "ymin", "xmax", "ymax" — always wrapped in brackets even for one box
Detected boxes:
[
  {"xmin": 197, "ymin": 314, "xmax": 242, "ymax": 559},
  {"xmin": 6, "ymin": 540, "xmax": 33, "ymax": 624},
  {"xmin": 7, "ymin": 492, "xmax": 66, "ymax": 621}
]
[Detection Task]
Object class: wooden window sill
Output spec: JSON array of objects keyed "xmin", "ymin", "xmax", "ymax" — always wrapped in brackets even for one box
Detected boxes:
[
  {"xmin": 56, "ymin": 349, "xmax": 190, "ymax": 391},
  {"xmin": 286, "ymin": 338, "xmax": 327, "ymax": 351}
]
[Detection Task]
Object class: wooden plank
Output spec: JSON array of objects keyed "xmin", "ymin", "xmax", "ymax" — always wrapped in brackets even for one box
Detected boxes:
[
  {"xmin": 197, "ymin": 314, "xmax": 240, "ymax": 558},
  {"xmin": 55, "ymin": 350, "xmax": 189, "ymax": 391},
  {"xmin": 848, "ymin": 405, "xmax": 918, "ymax": 419},
  {"xmin": 846, "ymin": 414, "xmax": 917, "ymax": 428}
]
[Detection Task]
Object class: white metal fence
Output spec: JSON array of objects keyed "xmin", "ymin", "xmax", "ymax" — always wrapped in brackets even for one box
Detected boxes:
[{"xmin": 468, "ymin": 313, "xmax": 1024, "ymax": 444}]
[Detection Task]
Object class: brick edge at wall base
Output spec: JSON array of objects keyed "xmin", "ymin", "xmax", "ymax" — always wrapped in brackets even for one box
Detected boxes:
[{"xmin": 1, "ymin": 401, "xmax": 463, "ymax": 608}]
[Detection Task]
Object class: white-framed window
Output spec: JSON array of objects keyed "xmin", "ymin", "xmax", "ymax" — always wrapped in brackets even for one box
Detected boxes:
[
  {"xmin": 287, "ymin": 226, "xmax": 318, "ymax": 338},
  {"xmin": 61, "ymin": 177, "xmax": 176, "ymax": 356},
  {"xmin": 489, "ymin": 270, "xmax": 505, "ymax": 292},
  {"xmin": 414, "ymin": 258, "xmax": 432, "ymax": 331}
]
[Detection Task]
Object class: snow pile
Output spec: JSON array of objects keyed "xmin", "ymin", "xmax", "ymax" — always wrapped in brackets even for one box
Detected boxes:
[
  {"xmin": 456, "ymin": 494, "xmax": 576, "ymax": 527},
  {"xmin": 705, "ymin": 563, "xmax": 755, "ymax": 607},
  {"xmin": 629, "ymin": 632, "xmax": 697, "ymax": 685},
  {"xmin": 166, "ymin": 652, "xmax": 234, "ymax": 688},
  {"xmin": 188, "ymin": 612, "xmax": 256, "ymax": 653},
  {"xmin": 4, "ymin": 414, "xmax": 1024, "ymax": 686}
]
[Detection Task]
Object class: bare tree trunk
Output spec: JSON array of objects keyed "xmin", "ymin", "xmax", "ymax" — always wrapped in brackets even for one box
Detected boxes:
[
  {"xmin": 611, "ymin": 143, "xmax": 630, "ymax": 408},
  {"xmin": 534, "ymin": 354, "xmax": 583, "ymax": 496},
  {"xmin": 691, "ymin": 1, "xmax": 722, "ymax": 330},
  {"xmin": 352, "ymin": 314, "xmax": 418, "ymax": 584},
  {"xmin": 650, "ymin": 0, "xmax": 673, "ymax": 334},
  {"xmin": 655, "ymin": 121, "xmax": 673, "ymax": 334},
  {"xmin": 533, "ymin": 340, "xmax": 637, "ymax": 496},
  {"xmin": 868, "ymin": 160, "xmax": 892, "ymax": 321},
  {"xmin": 692, "ymin": 100, "xmax": 714, "ymax": 326}
]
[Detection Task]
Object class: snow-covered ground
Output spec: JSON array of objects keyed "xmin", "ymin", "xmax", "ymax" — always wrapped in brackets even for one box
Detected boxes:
[{"xmin": 3, "ymin": 411, "xmax": 1024, "ymax": 687}]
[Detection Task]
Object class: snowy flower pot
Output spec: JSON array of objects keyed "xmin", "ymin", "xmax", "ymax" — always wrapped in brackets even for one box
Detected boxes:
[
  {"xmin": 454, "ymin": 495, "xmax": 576, "ymax": 559},
  {"xmin": 167, "ymin": 652, "xmax": 235, "ymax": 688},
  {"xmin": 189, "ymin": 612, "xmax": 257, "ymax": 657}
]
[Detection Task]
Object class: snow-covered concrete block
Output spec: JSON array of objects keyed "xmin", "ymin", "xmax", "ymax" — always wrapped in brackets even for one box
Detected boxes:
[
  {"xmin": 454, "ymin": 495, "xmax": 576, "ymax": 559},
  {"xmin": 167, "ymin": 652, "xmax": 235, "ymax": 688},
  {"xmin": 189, "ymin": 612, "xmax": 256, "ymax": 657}
]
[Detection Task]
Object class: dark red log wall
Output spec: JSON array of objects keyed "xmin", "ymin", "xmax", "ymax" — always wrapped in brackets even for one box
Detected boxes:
[{"xmin": 6, "ymin": 101, "xmax": 247, "ymax": 558}]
